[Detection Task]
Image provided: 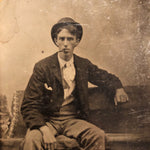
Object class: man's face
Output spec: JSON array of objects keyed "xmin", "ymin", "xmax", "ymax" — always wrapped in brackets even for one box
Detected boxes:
[{"xmin": 55, "ymin": 29, "xmax": 79, "ymax": 61}]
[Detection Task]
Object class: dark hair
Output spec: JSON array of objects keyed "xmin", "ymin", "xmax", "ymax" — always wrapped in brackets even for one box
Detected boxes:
[{"xmin": 54, "ymin": 24, "xmax": 81, "ymax": 40}]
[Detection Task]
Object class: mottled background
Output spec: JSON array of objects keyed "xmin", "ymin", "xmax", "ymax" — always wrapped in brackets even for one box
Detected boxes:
[{"xmin": 0, "ymin": 0, "xmax": 150, "ymax": 109}]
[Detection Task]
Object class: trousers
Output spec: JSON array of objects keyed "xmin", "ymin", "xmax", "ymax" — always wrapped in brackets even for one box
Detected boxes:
[{"xmin": 21, "ymin": 118, "xmax": 105, "ymax": 150}]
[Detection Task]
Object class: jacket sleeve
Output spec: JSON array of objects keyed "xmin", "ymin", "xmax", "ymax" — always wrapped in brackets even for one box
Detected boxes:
[
  {"xmin": 21, "ymin": 63, "xmax": 47, "ymax": 129},
  {"xmin": 87, "ymin": 60, "xmax": 123, "ymax": 95}
]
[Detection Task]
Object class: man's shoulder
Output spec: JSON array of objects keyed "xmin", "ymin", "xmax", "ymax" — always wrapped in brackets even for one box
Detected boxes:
[
  {"xmin": 35, "ymin": 53, "xmax": 57, "ymax": 67},
  {"xmin": 74, "ymin": 54, "xmax": 90, "ymax": 63}
]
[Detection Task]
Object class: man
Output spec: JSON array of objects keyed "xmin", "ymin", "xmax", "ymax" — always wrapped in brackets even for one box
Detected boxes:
[{"xmin": 21, "ymin": 17, "xmax": 128, "ymax": 150}]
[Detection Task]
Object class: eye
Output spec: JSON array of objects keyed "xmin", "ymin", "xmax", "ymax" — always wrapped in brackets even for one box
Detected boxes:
[
  {"xmin": 59, "ymin": 37, "xmax": 65, "ymax": 41},
  {"xmin": 67, "ymin": 37, "xmax": 74, "ymax": 41}
]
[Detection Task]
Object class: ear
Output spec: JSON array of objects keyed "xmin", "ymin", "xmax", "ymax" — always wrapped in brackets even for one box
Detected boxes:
[
  {"xmin": 54, "ymin": 38, "xmax": 58, "ymax": 46},
  {"xmin": 75, "ymin": 38, "xmax": 80, "ymax": 47}
]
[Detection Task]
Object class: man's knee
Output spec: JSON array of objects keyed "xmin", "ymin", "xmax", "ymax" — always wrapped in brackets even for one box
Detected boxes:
[
  {"xmin": 20, "ymin": 129, "xmax": 43, "ymax": 150},
  {"xmin": 88, "ymin": 127, "xmax": 105, "ymax": 140},
  {"xmin": 25, "ymin": 129, "xmax": 43, "ymax": 143},
  {"xmin": 80, "ymin": 127, "xmax": 105, "ymax": 150}
]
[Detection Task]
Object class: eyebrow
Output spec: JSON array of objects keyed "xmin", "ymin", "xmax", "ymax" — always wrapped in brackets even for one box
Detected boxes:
[{"xmin": 59, "ymin": 37, "xmax": 74, "ymax": 40}]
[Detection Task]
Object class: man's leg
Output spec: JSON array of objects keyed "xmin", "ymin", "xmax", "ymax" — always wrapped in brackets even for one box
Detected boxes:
[
  {"xmin": 20, "ymin": 129, "xmax": 44, "ymax": 150},
  {"xmin": 20, "ymin": 122, "xmax": 57, "ymax": 150},
  {"xmin": 63, "ymin": 119, "xmax": 105, "ymax": 150}
]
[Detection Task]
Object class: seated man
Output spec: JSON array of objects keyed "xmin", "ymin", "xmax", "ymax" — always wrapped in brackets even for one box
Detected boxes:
[{"xmin": 21, "ymin": 17, "xmax": 128, "ymax": 150}]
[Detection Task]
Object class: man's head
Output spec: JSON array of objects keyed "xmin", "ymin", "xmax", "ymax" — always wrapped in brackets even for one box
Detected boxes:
[{"xmin": 51, "ymin": 17, "xmax": 83, "ymax": 61}]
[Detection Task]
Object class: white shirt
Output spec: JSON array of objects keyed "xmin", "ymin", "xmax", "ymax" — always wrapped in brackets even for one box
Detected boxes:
[{"xmin": 58, "ymin": 54, "xmax": 76, "ymax": 106}]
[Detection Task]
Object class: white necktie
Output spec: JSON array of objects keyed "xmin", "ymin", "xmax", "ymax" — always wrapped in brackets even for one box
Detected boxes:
[{"xmin": 63, "ymin": 63, "xmax": 75, "ymax": 88}]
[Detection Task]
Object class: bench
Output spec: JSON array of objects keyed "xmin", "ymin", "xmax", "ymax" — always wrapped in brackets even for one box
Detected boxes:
[{"xmin": 0, "ymin": 86, "xmax": 150, "ymax": 150}]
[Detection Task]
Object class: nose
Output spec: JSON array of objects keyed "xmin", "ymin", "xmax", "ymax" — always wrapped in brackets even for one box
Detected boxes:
[{"xmin": 64, "ymin": 39, "xmax": 68, "ymax": 47}]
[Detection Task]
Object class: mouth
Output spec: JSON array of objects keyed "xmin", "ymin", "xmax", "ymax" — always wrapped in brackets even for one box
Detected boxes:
[{"xmin": 60, "ymin": 49, "xmax": 70, "ymax": 54}]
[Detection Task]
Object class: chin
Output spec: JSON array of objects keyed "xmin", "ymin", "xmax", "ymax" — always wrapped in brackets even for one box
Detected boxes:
[{"xmin": 64, "ymin": 56, "xmax": 71, "ymax": 61}]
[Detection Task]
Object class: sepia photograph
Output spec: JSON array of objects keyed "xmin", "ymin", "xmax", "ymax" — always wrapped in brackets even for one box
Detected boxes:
[{"xmin": 0, "ymin": 0, "xmax": 150, "ymax": 150}]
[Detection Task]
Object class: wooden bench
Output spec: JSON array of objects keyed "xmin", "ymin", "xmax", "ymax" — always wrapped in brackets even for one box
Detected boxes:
[{"xmin": 0, "ymin": 86, "xmax": 150, "ymax": 150}]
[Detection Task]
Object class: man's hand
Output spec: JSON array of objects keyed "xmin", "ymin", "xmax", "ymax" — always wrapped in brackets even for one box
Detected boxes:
[
  {"xmin": 114, "ymin": 88, "xmax": 129, "ymax": 106},
  {"xmin": 40, "ymin": 125, "xmax": 57, "ymax": 150}
]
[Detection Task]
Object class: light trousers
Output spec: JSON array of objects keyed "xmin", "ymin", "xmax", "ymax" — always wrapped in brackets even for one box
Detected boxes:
[{"xmin": 21, "ymin": 118, "xmax": 105, "ymax": 150}]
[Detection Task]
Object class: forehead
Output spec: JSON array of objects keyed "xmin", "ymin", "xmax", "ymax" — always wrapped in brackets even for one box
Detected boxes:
[{"xmin": 57, "ymin": 29, "xmax": 76, "ymax": 37}]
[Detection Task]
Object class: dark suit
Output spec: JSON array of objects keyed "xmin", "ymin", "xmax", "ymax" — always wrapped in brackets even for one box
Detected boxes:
[{"xmin": 21, "ymin": 52, "xmax": 122, "ymax": 130}]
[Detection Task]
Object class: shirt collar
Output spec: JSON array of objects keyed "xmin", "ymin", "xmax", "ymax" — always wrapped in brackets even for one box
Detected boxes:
[{"xmin": 57, "ymin": 53, "xmax": 74, "ymax": 68}]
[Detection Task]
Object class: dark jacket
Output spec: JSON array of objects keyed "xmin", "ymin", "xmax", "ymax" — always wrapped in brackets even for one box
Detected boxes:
[{"xmin": 21, "ymin": 53, "xmax": 122, "ymax": 129}]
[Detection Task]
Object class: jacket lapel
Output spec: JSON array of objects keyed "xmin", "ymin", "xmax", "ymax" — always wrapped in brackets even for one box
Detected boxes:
[
  {"xmin": 49, "ymin": 53, "xmax": 62, "ymax": 84},
  {"xmin": 50, "ymin": 53, "xmax": 84, "ymax": 86},
  {"xmin": 74, "ymin": 54, "xmax": 84, "ymax": 87}
]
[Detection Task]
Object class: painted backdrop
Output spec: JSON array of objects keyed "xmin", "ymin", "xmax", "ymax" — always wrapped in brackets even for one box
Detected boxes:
[{"xmin": 0, "ymin": 0, "xmax": 150, "ymax": 108}]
